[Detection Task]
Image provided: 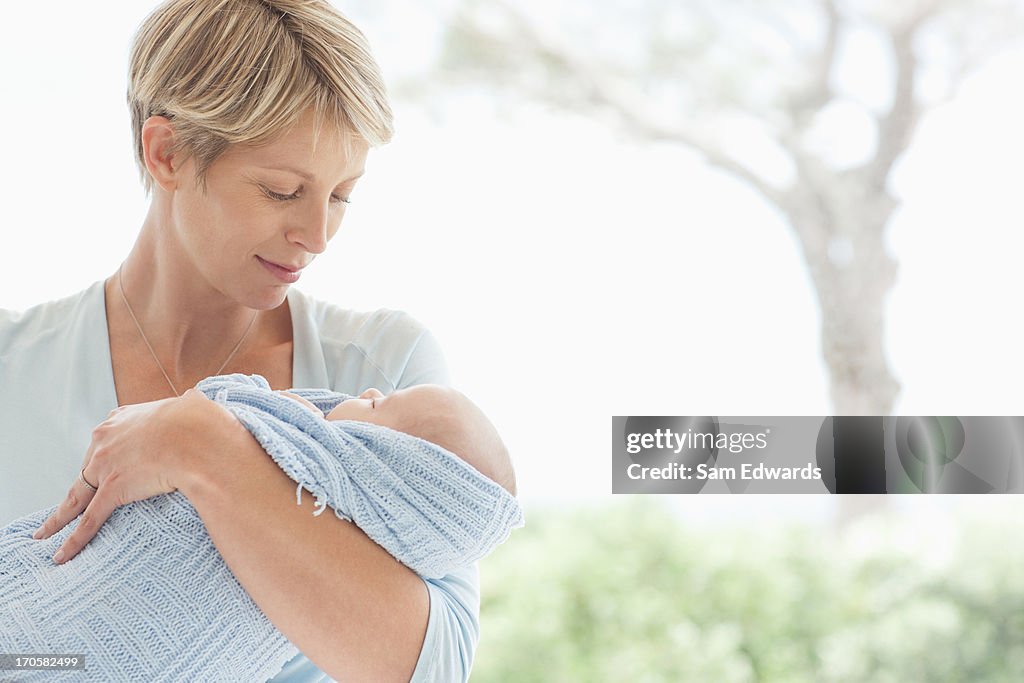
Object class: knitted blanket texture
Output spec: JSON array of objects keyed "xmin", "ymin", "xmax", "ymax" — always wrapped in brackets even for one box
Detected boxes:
[{"xmin": 0, "ymin": 373, "xmax": 523, "ymax": 682}]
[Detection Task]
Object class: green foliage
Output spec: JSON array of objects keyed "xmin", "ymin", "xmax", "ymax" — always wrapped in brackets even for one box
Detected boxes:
[{"xmin": 472, "ymin": 499, "xmax": 1024, "ymax": 682}]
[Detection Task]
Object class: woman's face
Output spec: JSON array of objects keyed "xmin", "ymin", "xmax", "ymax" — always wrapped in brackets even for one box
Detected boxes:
[{"xmin": 168, "ymin": 110, "xmax": 369, "ymax": 309}]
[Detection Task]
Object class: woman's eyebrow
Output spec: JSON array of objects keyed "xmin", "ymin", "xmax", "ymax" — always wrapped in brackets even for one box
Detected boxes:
[{"xmin": 258, "ymin": 165, "xmax": 365, "ymax": 183}]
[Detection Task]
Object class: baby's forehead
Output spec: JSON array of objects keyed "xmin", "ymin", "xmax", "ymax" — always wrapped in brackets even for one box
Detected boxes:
[
  {"xmin": 393, "ymin": 385, "xmax": 480, "ymax": 423},
  {"xmin": 393, "ymin": 384, "xmax": 458, "ymax": 409}
]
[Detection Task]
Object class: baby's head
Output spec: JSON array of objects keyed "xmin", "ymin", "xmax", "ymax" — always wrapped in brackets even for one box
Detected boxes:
[{"xmin": 313, "ymin": 385, "xmax": 517, "ymax": 496}]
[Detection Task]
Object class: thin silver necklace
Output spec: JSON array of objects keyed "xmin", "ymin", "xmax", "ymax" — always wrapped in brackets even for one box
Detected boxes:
[{"xmin": 117, "ymin": 262, "xmax": 259, "ymax": 397}]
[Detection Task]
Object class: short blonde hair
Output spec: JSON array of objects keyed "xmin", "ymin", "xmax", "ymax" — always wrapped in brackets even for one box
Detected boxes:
[{"xmin": 128, "ymin": 0, "xmax": 393, "ymax": 192}]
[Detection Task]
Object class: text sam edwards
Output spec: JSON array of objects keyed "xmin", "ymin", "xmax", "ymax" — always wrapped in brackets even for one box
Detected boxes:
[{"xmin": 627, "ymin": 462, "xmax": 822, "ymax": 481}]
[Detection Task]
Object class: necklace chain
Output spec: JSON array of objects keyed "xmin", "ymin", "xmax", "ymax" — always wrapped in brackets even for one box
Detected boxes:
[{"xmin": 117, "ymin": 262, "xmax": 259, "ymax": 397}]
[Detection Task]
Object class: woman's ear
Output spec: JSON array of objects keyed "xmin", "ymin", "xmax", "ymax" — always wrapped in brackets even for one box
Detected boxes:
[{"xmin": 141, "ymin": 115, "xmax": 178, "ymax": 193}]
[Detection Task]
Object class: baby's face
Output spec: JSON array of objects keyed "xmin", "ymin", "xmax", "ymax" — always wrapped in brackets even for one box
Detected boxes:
[
  {"xmin": 276, "ymin": 385, "xmax": 432, "ymax": 432},
  {"xmin": 325, "ymin": 385, "xmax": 447, "ymax": 434},
  {"xmin": 278, "ymin": 384, "xmax": 479, "ymax": 449},
  {"xmin": 280, "ymin": 384, "xmax": 516, "ymax": 495}
]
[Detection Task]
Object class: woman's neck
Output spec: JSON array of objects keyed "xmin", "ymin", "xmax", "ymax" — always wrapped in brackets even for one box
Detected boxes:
[{"xmin": 108, "ymin": 217, "xmax": 280, "ymax": 380}]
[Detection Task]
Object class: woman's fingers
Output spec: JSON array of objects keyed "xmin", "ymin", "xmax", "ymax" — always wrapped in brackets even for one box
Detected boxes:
[
  {"xmin": 31, "ymin": 397, "xmax": 189, "ymax": 563},
  {"xmin": 50, "ymin": 491, "xmax": 117, "ymax": 564},
  {"xmin": 31, "ymin": 475, "xmax": 96, "ymax": 541}
]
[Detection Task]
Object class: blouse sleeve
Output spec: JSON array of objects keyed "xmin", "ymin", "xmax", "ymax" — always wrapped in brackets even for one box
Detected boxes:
[{"xmin": 409, "ymin": 564, "xmax": 481, "ymax": 683}]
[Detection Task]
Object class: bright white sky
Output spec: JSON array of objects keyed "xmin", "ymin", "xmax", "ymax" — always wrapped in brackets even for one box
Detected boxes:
[{"xmin": 1, "ymin": 2, "xmax": 1021, "ymax": 519}]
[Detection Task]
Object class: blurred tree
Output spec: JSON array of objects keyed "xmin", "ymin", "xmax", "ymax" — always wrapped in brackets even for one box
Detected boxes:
[
  {"xmin": 471, "ymin": 499, "xmax": 1024, "ymax": 681},
  {"xmin": 415, "ymin": 0, "xmax": 1022, "ymax": 415}
]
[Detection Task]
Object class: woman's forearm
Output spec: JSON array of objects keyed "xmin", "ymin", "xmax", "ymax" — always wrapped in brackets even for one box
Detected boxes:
[{"xmin": 176, "ymin": 399, "xmax": 429, "ymax": 683}]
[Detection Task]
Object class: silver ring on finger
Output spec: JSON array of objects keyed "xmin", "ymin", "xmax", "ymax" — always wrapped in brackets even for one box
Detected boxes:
[{"xmin": 79, "ymin": 468, "xmax": 98, "ymax": 493}]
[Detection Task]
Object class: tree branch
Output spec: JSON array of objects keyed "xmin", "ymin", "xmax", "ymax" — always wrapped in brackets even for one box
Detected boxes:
[
  {"xmin": 777, "ymin": 0, "xmax": 842, "ymax": 199},
  {"xmin": 864, "ymin": 0, "xmax": 949, "ymax": 191},
  {"xmin": 488, "ymin": 0, "xmax": 789, "ymax": 210},
  {"xmin": 790, "ymin": 0, "xmax": 841, "ymax": 123},
  {"xmin": 869, "ymin": 26, "xmax": 919, "ymax": 189}
]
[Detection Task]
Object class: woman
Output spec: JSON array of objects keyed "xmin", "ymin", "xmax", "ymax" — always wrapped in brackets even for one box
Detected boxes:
[{"xmin": 0, "ymin": 1, "xmax": 478, "ymax": 681}]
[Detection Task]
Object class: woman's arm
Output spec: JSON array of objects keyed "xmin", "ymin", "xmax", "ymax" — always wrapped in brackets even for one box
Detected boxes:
[{"xmin": 177, "ymin": 396, "xmax": 430, "ymax": 683}]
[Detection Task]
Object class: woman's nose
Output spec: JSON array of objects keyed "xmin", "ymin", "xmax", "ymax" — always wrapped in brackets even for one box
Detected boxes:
[
  {"xmin": 288, "ymin": 202, "xmax": 332, "ymax": 254},
  {"xmin": 359, "ymin": 388, "xmax": 384, "ymax": 400}
]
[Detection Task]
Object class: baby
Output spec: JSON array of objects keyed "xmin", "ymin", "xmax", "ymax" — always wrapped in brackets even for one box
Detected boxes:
[{"xmin": 277, "ymin": 384, "xmax": 518, "ymax": 497}]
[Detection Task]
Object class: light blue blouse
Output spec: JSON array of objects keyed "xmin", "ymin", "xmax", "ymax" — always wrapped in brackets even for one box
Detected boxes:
[{"xmin": 0, "ymin": 280, "xmax": 480, "ymax": 682}]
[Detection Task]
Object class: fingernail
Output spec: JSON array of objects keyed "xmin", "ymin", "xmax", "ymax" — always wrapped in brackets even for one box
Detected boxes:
[
  {"xmin": 53, "ymin": 549, "xmax": 65, "ymax": 563},
  {"xmin": 32, "ymin": 528, "xmax": 42, "ymax": 539}
]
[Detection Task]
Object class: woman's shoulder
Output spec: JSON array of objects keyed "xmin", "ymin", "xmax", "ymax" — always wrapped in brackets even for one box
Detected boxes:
[
  {"xmin": 0, "ymin": 282, "xmax": 101, "ymax": 359},
  {"xmin": 295, "ymin": 289, "xmax": 432, "ymax": 349},
  {"xmin": 290, "ymin": 289, "xmax": 449, "ymax": 389}
]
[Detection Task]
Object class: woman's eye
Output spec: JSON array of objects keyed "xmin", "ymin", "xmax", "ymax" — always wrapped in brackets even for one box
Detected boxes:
[
  {"xmin": 263, "ymin": 187, "xmax": 300, "ymax": 201},
  {"xmin": 262, "ymin": 186, "xmax": 350, "ymax": 204}
]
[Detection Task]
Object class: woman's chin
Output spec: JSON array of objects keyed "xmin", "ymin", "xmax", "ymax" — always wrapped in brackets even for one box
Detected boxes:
[{"xmin": 235, "ymin": 282, "xmax": 290, "ymax": 312}]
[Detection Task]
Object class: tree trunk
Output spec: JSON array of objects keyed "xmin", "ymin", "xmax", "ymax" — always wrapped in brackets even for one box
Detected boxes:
[
  {"xmin": 818, "ymin": 266, "xmax": 901, "ymax": 416},
  {"xmin": 787, "ymin": 189, "xmax": 902, "ymax": 417}
]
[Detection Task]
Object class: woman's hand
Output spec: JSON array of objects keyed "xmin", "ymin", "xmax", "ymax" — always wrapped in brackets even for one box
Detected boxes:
[{"xmin": 32, "ymin": 388, "xmax": 214, "ymax": 564}]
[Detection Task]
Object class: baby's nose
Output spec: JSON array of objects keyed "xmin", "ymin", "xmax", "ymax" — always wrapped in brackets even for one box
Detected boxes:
[{"xmin": 359, "ymin": 388, "xmax": 384, "ymax": 400}]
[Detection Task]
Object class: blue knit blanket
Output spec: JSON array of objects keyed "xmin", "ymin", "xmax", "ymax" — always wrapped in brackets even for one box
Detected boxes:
[{"xmin": 0, "ymin": 374, "xmax": 523, "ymax": 681}]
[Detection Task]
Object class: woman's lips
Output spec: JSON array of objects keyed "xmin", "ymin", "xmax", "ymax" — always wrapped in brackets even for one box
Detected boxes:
[{"xmin": 258, "ymin": 256, "xmax": 301, "ymax": 283}]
